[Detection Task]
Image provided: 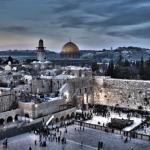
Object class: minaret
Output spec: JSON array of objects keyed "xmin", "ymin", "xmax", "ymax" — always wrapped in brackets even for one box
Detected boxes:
[{"xmin": 37, "ymin": 39, "xmax": 46, "ymax": 62}]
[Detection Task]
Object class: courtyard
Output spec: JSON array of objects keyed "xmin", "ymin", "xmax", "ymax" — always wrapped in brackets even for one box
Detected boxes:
[{"xmin": 0, "ymin": 124, "xmax": 149, "ymax": 150}]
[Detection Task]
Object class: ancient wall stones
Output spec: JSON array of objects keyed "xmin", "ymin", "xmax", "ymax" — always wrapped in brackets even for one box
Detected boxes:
[{"xmin": 94, "ymin": 77, "xmax": 150, "ymax": 111}]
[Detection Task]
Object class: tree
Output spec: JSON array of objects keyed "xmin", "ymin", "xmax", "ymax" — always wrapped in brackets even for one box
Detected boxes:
[
  {"xmin": 145, "ymin": 58, "xmax": 150, "ymax": 67},
  {"xmin": 113, "ymin": 65, "xmax": 138, "ymax": 79},
  {"xmin": 139, "ymin": 57, "xmax": 144, "ymax": 79},
  {"xmin": 7, "ymin": 56, "xmax": 13, "ymax": 63},
  {"xmin": 91, "ymin": 62, "xmax": 99, "ymax": 72},
  {"xmin": 141, "ymin": 58, "xmax": 150, "ymax": 80},
  {"xmin": 123, "ymin": 59, "xmax": 130, "ymax": 67},
  {"xmin": 117, "ymin": 54, "xmax": 124, "ymax": 66},
  {"xmin": 0, "ymin": 58, "xmax": 2, "ymax": 64},
  {"xmin": 106, "ymin": 60, "xmax": 114, "ymax": 77}
]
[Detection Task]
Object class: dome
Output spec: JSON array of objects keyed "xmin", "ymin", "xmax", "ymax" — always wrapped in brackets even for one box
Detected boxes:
[{"xmin": 61, "ymin": 41, "xmax": 79, "ymax": 54}]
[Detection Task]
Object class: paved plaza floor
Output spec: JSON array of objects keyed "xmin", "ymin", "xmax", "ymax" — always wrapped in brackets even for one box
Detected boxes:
[
  {"xmin": 86, "ymin": 112, "xmax": 144, "ymax": 132},
  {"xmin": 0, "ymin": 125, "xmax": 149, "ymax": 150}
]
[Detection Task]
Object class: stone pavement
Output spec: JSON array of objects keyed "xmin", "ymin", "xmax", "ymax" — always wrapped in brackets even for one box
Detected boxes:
[{"xmin": 0, "ymin": 125, "xmax": 150, "ymax": 150}]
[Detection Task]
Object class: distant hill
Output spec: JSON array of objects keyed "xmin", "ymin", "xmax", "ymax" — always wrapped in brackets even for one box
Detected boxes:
[
  {"xmin": 0, "ymin": 46, "xmax": 150, "ymax": 62},
  {"xmin": 91, "ymin": 47, "xmax": 150, "ymax": 62},
  {"xmin": 0, "ymin": 50, "xmax": 59, "ymax": 60}
]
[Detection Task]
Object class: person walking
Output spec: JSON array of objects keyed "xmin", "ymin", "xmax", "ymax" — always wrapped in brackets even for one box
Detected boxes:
[
  {"xmin": 3, "ymin": 138, "xmax": 8, "ymax": 148},
  {"xmin": 29, "ymin": 146, "xmax": 32, "ymax": 150},
  {"xmin": 34, "ymin": 140, "xmax": 37, "ymax": 145},
  {"xmin": 81, "ymin": 141, "xmax": 83, "ymax": 148},
  {"xmin": 65, "ymin": 128, "xmax": 67, "ymax": 133},
  {"xmin": 83, "ymin": 126, "xmax": 85, "ymax": 131},
  {"xmin": 101, "ymin": 141, "xmax": 103, "ymax": 148},
  {"xmin": 98, "ymin": 141, "xmax": 101, "ymax": 150}
]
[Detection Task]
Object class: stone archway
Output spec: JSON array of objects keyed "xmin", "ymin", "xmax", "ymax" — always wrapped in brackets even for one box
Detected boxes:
[
  {"xmin": 71, "ymin": 112, "xmax": 75, "ymax": 118},
  {"xmin": 60, "ymin": 116, "xmax": 64, "ymax": 121},
  {"xmin": 7, "ymin": 116, "xmax": 13, "ymax": 123},
  {"xmin": 15, "ymin": 114, "xmax": 19, "ymax": 121},
  {"xmin": 25, "ymin": 113, "xmax": 30, "ymax": 118},
  {"xmin": 55, "ymin": 118, "xmax": 59, "ymax": 123},
  {"xmin": 0, "ymin": 118, "xmax": 4, "ymax": 126},
  {"xmin": 66, "ymin": 114, "xmax": 70, "ymax": 120}
]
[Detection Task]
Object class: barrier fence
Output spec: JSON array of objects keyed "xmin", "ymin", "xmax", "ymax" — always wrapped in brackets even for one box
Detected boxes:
[
  {"xmin": 75, "ymin": 121, "xmax": 150, "ymax": 141},
  {"xmin": 0, "ymin": 121, "xmax": 42, "ymax": 140}
]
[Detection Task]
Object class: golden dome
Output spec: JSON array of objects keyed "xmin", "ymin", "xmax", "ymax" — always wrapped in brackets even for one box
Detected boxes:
[{"xmin": 61, "ymin": 41, "xmax": 79, "ymax": 54}]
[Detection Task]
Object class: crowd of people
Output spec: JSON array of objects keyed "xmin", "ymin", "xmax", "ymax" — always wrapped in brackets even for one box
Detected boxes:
[
  {"xmin": 29, "ymin": 125, "xmax": 69, "ymax": 150},
  {"xmin": 94, "ymin": 105, "xmax": 149, "ymax": 119},
  {"xmin": 2, "ymin": 106, "xmax": 149, "ymax": 150}
]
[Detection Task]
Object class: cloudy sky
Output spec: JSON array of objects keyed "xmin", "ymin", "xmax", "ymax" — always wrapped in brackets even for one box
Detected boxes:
[{"xmin": 0, "ymin": 0, "xmax": 150, "ymax": 52}]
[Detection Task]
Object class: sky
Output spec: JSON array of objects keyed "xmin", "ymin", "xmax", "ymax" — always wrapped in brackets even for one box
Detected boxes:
[{"xmin": 0, "ymin": 0, "xmax": 150, "ymax": 52}]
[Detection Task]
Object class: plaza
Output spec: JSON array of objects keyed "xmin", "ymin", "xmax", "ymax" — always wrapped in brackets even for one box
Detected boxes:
[{"xmin": 0, "ymin": 124, "xmax": 150, "ymax": 150}]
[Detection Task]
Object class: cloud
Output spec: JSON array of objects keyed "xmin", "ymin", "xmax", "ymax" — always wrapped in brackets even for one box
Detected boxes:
[
  {"xmin": 126, "ymin": 26, "xmax": 150, "ymax": 39},
  {"xmin": 0, "ymin": 26, "xmax": 29, "ymax": 33},
  {"xmin": 0, "ymin": 0, "xmax": 150, "ymax": 50}
]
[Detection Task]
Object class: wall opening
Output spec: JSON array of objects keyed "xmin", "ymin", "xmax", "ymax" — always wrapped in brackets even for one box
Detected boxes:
[
  {"xmin": 55, "ymin": 118, "xmax": 59, "ymax": 123},
  {"xmin": 15, "ymin": 114, "xmax": 19, "ymax": 121},
  {"xmin": 71, "ymin": 112, "xmax": 75, "ymax": 118},
  {"xmin": 0, "ymin": 118, "xmax": 4, "ymax": 126},
  {"xmin": 7, "ymin": 116, "xmax": 13, "ymax": 123},
  {"xmin": 60, "ymin": 116, "xmax": 64, "ymax": 121},
  {"xmin": 25, "ymin": 114, "xmax": 30, "ymax": 118},
  {"xmin": 66, "ymin": 114, "xmax": 70, "ymax": 120}
]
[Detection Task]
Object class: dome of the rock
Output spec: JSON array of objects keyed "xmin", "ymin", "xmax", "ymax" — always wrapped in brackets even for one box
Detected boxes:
[{"xmin": 61, "ymin": 41, "xmax": 80, "ymax": 58}]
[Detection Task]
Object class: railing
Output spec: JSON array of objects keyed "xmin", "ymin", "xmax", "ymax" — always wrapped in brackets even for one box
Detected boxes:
[{"xmin": 75, "ymin": 121, "xmax": 150, "ymax": 141}]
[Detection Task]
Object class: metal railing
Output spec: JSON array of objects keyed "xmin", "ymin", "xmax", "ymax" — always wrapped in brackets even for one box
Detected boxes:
[{"xmin": 75, "ymin": 121, "xmax": 150, "ymax": 141}]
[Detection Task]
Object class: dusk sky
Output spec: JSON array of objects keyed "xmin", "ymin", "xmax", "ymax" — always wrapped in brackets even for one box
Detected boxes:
[{"xmin": 0, "ymin": 0, "xmax": 150, "ymax": 52}]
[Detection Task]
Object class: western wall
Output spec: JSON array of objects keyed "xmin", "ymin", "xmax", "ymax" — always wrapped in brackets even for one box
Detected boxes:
[{"xmin": 94, "ymin": 76, "xmax": 150, "ymax": 111}]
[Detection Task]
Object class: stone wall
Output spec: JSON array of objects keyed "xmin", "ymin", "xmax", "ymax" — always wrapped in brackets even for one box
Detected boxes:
[
  {"xmin": 0, "ymin": 109, "xmax": 22, "ymax": 125},
  {"xmin": 18, "ymin": 98, "xmax": 67, "ymax": 119},
  {"xmin": 34, "ymin": 98, "xmax": 66, "ymax": 118},
  {"xmin": 69, "ymin": 77, "xmax": 94, "ymax": 105},
  {"xmin": 31, "ymin": 77, "xmax": 94, "ymax": 104},
  {"xmin": 94, "ymin": 76, "xmax": 150, "ymax": 111},
  {"xmin": 0, "ymin": 88, "xmax": 16, "ymax": 113}
]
